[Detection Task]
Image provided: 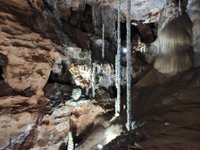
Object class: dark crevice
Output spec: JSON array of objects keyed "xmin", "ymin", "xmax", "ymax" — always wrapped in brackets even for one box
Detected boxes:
[
  {"xmin": 0, "ymin": 66, "xmax": 4, "ymax": 80},
  {"xmin": 81, "ymin": 4, "xmax": 93, "ymax": 33},
  {"xmin": 0, "ymin": 53, "xmax": 7, "ymax": 80},
  {"xmin": 68, "ymin": 4, "xmax": 94, "ymax": 34},
  {"xmin": 47, "ymin": 68, "xmax": 72, "ymax": 85},
  {"xmin": 119, "ymin": 22, "xmax": 140, "ymax": 46},
  {"xmin": 136, "ymin": 22, "xmax": 157, "ymax": 44},
  {"xmin": 118, "ymin": 21, "xmax": 157, "ymax": 45}
]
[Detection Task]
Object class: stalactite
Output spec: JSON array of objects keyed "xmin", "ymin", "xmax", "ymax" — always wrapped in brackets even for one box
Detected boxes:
[
  {"xmin": 115, "ymin": 0, "xmax": 121, "ymax": 116},
  {"xmin": 178, "ymin": 0, "xmax": 182, "ymax": 16},
  {"xmin": 102, "ymin": 24, "xmax": 105, "ymax": 60},
  {"xmin": 86, "ymin": 50, "xmax": 92, "ymax": 97},
  {"xmin": 92, "ymin": 63, "xmax": 96, "ymax": 98},
  {"xmin": 115, "ymin": 55, "xmax": 119, "ymax": 117},
  {"xmin": 115, "ymin": 55, "xmax": 118, "ymax": 88},
  {"xmin": 126, "ymin": 0, "xmax": 132, "ymax": 131},
  {"xmin": 89, "ymin": 50, "xmax": 92, "ymax": 66}
]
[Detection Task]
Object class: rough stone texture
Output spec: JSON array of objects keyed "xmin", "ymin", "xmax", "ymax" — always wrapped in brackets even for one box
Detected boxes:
[
  {"xmin": 0, "ymin": 0, "xmax": 61, "ymax": 94},
  {"xmin": 85, "ymin": 0, "xmax": 165, "ymax": 23},
  {"xmin": 44, "ymin": 83, "xmax": 72, "ymax": 107},
  {"xmin": 187, "ymin": 0, "xmax": 200, "ymax": 68},
  {"xmin": 187, "ymin": 0, "xmax": 200, "ymax": 53},
  {"xmin": 69, "ymin": 101, "xmax": 104, "ymax": 138},
  {"xmin": 0, "ymin": 95, "xmax": 106, "ymax": 149},
  {"xmin": 0, "ymin": 96, "xmax": 48, "ymax": 115},
  {"xmin": 0, "ymin": 95, "xmax": 49, "ymax": 149},
  {"xmin": 0, "ymin": 112, "xmax": 37, "ymax": 149},
  {"xmin": 158, "ymin": 0, "xmax": 180, "ymax": 32},
  {"xmin": 44, "ymin": 0, "xmax": 166, "ymax": 23},
  {"xmin": 2, "ymin": 48, "xmax": 55, "ymax": 93},
  {"xmin": 29, "ymin": 100, "xmax": 104, "ymax": 149}
]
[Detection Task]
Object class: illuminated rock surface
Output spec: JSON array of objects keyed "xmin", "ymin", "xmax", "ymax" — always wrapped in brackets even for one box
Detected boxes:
[{"xmin": 0, "ymin": 0, "xmax": 199, "ymax": 150}]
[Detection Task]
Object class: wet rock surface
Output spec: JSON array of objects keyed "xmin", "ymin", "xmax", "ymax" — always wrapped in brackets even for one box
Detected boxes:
[{"xmin": 105, "ymin": 68, "xmax": 200, "ymax": 150}]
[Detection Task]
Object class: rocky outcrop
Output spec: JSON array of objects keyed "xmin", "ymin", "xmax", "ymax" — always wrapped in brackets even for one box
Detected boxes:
[
  {"xmin": 0, "ymin": 0, "xmax": 61, "ymax": 94},
  {"xmin": 30, "ymin": 100, "xmax": 104, "ymax": 149},
  {"xmin": 0, "ymin": 95, "xmax": 49, "ymax": 149},
  {"xmin": 0, "ymin": 94, "xmax": 106, "ymax": 149},
  {"xmin": 0, "ymin": 112, "xmax": 37, "ymax": 149},
  {"xmin": 187, "ymin": 0, "xmax": 200, "ymax": 67}
]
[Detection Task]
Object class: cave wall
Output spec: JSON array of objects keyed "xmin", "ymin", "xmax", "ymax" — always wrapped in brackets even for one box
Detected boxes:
[
  {"xmin": 0, "ymin": 0, "xmax": 61, "ymax": 95},
  {"xmin": 2, "ymin": 0, "xmax": 200, "ymax": 149},
  {"xmin": 0, "ymin": 0, "xmax": 166, "ymax": 94},
  {"xmin": 187, "ymin": 0, "xmax": 200, "ymax": 67}
]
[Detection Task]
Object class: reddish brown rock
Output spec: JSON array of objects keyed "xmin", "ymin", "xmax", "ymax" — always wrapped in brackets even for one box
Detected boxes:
[
  {"xmin": 0, "ymin": 0, "xmax": 62, "ymax": 94},
  {"xmin": 0, "ymin": 112, "xmax": 37, "ymax": 148},
  {"xmin": 70, "ymin": 101, "xmax": 104, "ymax": 138},
  {"xmin": 25, "ymin": 100, "xmax": 105, "ymax": 149},
  {"xmin": 2, "ymin": 95, "xmax": 49, "ymax": 114}
]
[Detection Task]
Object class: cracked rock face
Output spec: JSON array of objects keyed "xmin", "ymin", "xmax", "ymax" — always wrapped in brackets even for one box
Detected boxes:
[
  {"xmin": 3, "ymin": 48, "xmax": 55, "ymax": 93},
  {"xmin": 0, "ymin": 112, "xmax": 36, "ymax": 149},
  {"xmin": 0, "ymin": 95, "xmax": 48, "ymax": 149},
  {"xmin": 0, "ymin": 0, "xmax": 61, "ymax": 94}
]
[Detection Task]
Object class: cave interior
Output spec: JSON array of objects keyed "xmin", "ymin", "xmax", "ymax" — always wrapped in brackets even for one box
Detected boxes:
[{"xmin": 0, "ymin": 0, "xmax": 200, "ymax": 150}]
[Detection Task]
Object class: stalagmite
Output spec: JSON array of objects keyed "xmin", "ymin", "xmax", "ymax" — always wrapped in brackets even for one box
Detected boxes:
[
  {"xmin": 115, "ymin": 0, "xmax": 121, "ymax": 116},
  {"xmin": 102, "ymin": 24, "xmax": 105, "ymax": 60},
  {"xmin": 67, "ymin": 131, "xmax": 74, "ymax": 150},
  {"xmin": 126, "ymin": 0, "xmax": 132, "ymax": 131}
]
